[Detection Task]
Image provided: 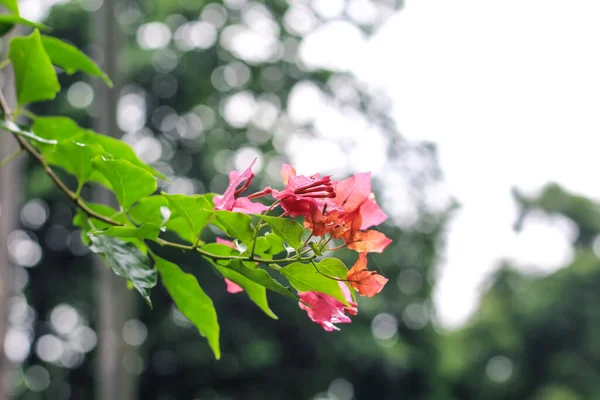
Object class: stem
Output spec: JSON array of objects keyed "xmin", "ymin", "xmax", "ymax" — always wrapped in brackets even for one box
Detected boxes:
[
  {"xmin": 0, "ymin": 148, "xmax": 22, "ymax": 168},
  {"xmin": 0, "ymin": 59, "xmax": 10, "ymax": 71},
  {"xmin": 249, "ymin": 199, "xmax": 280, "ymax": 259},
  {"xmin": 301, "ymin": 233, "xmax": 313, "ymax": 250},
  {"xmin": 197, "ymin": 246, "xmax": 317, "ymax": 265},
  {"xmin": 0, "ymin": 87, "xmax": 311, "ymax": 267},
  {"xmin": 19, "ymin": 108, "xmax": 38, "ymax": 120},
  {"xmin": 326, "ymin": 243, "xmax": 348, "ymax": 252},
  {"xmin": 310, "ymin": 260, "xmax": 347, "ymax": 282}
]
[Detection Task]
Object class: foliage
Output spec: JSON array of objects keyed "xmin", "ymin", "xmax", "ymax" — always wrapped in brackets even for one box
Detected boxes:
[{"xmin": 0, "ymin": 9, "xmax": 394, "ymax": 360}]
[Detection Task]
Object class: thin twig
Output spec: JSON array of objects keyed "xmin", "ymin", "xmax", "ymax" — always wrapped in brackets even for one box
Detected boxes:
[{"xmin": 0, "ymin": 148, "xmax": 23, "ymax": 168}]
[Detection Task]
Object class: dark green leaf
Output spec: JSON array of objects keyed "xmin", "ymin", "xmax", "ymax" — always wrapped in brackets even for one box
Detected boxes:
[
  {"xmin": 92, "ymin": 157, "xmax": 157, "ymax": 210},
  {"xmin": 161, "ymin": 193, "xmax": 213, "ymax": 243},
  {"xmin": 221, "ymin": 259, "xmax": 297, "ymax": 301},
  {"xmin": 9, "ymin": 29, "xmax": 60, "ymax": 105},
  {"xmin": 91, "ymin": 223, "xmax": 161, "ymax": 240},
  {"xmin": 88, "ymin": 234, "xmax": 157, "ymax": 306},
  {"xmin": 154, "ymin": 255, "xmax": 220, "ymax": 359},
  {"xmin": 207, "ymin": 259, "xmax": 277, "ymax": 319},
  {"xmin": 262, "ymin": 215, "xmax": 305, "ymax": 251},
  {"xmin": 41, "ymin": 35, "xmax": 112, "ymax": 87},
  {"xmin": 281, "ymin": 261, "xmax": 346, "ymax": 304},
  {"xmin": 212, "ymin": 210, "xmax": 255, "ymax": 248},
  {"xmin": 0, "ymin": 15, "xmax": 49, "ymax": 37}
]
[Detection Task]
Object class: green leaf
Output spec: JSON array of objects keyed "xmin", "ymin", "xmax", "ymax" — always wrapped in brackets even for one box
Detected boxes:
[
  {"xmin": 201, "ymin": 243, "xmax": 238, "ymax": 260},
  {"xmin": 0, "ymin": 0, "xmax": 19, "ymax": 15},
  {"xmin": 262, "ymin": 215, "xmax": 305, "ymax": 251},
  {"xmin": 154, "ymin": 255, "xmax": 220, "ymax": 359},
  {"xmin": 72, "ymin": 202, "xmax": 126, "ymax": 230},
  {"xmin": 207, "ymin": 259, "xmax": 277, "ymax": 319},
  {"xmin": 41, "ymin": 35, "xmax": 112, "ymax": 87},
  {"xmin": 129, "ymin": 196, "xmax": 170, "ymax": 226},
  {"xmin": 161, "ymin": 193, "xmax": 213, "ymax": 243},
  {"xmin": 32, "ymin": 117, "xmax": 167, "ymax": 180},
  {"xmin": 281, "ymin": 261, "xmax": 346, "ymax": 304},
  {"xmin": 314, "ymin": 258, "xmax": 349, "ymax": 281},
  {"xmin": 254, "ymin": 232, "xmax": 285, "ymax": 259},
  {"xmin": 221, "ymin": 260, "xmax": 297, "ymax": 301},
  {"xmin": 9, "ymin": 29, "xmax": 59, "ymax": 105},
  {"xmin": 0, "ymin": 15, "xmax": 49, "ymax": 37},
  {"xmin": 212, "ymin": 210, "xmax": 255, "ymax": 248},
  {"xmin": 55, "ymin": 140, "xmax": 105, "ymax": 189},
  {"xmin": 129, "ymin": 196, "xmax": 196, "ymax": 243},
  {"xmin": 91, "ymin": 223, "xmax": 161, "ymax": 241},
  {"xmin": 88, "ymin": 234, "xmax": 157, "ymax": 306},
  {"xmin": 92, "ymin": 157, "xmax": 157, "ymax": 210}
]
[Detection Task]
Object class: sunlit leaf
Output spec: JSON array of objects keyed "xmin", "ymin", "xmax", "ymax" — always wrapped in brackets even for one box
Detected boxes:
[
  {"xmin": 253, "ymin": 232, "xmax": 285, "ymax": 259},
  {"xmin": 72, "ymin": 202, "xmax": 125, "ymax": 230},
  {"xmin": 281, "ymin": 261, "xmax": 346, "ymax": 304},
  {"xmin": 222, "ymin": 260, "xmax": 297, "ymax": 301},
  {"xmin": 0, "ymin": 15, "xmax": 49, "ymax": 37},
  {"xmin": 41, "ymin": 35, "xmax": 112, "ymax": 87},
  {"xmin": 88, "ymin": 234, "xmax": 157, "ymax": 306},
  {"xmin": 91, "ymin": 223, "xmax": 161, "ymax": 241},
  {"xmin": 55, "ymin": 140, "xmax": 105, "ymax": 190},
  {"xmin": 153, "ymin": 254, "xmax": 220, "ymax": 359},
  {"xmin": 161, "ymin": 193, "xmax": 213, "ymax": 244},
  {"xmin": 9, "ymin": 29, "xmax": 59, "ymax": 105},
  {"xmin": 92, "ymin": 157, "xmax": 157, "ymax": 210},
  {"xmin": 262, "ymin": 215, "xmax": 304, "ymax": 251},
  {"xmin": 212, "ymin": 210, "xmax": 255, "ymax": 248},
  {"xmin": 32, "ymin": 117, "xmax": 166, "ymax": 180},
  {"xmin": 130, "ymin": 195, "xmax": 196, "ymax": 243},
  {"xmin": 207, "ymin": 258, "xmax": 277, "ymax": 319},
  {"xmin": 0, "ymin": 0, "xmax": 19, "ymax": 15}
]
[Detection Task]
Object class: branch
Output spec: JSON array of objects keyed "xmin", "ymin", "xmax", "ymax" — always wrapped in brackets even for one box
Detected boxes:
[
  {"xmin": 0, "ymin": 89, "xmax": 123, "ymax": 227},
  {"xmin": 0, "ymin": 89, "xmax": 309, "ymax": 264}
]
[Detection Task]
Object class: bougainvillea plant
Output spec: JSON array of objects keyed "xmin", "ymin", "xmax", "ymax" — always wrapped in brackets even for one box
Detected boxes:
[{"xmin": 0, "ymin": 6, "xmax": 391, "ymax": 359}]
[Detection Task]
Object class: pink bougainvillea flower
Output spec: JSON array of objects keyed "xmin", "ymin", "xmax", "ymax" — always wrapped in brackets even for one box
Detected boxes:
[
  {"xmin": 272, "ymin": 163, "xmax": 337, "ymax": 218},
  {"xmin": 298, "ymin": 281, "xmax": 358, "ymax": 331},
  {"xmin": 331, "ymin": 172, "xmax": 387, "ymax": 231},
  {"xmin": 346, "ymin": 253, "xmax": 389, "ymax": 297},
  {"xmin": 213, "ymin": 159, "xmax": 269, "ymax": 214},
  {"xmin": 303, "ymin": 171, "xmax": 392, "ymax": 253},
  {"xmin": 216, "ymin": 237, "xmax": 235, "ymax": 248},
  {"xmin": 347, "ymin": 230, "xmax": 392, "ymax": 253},
  {"xmin": 215, "ymin": 238, "xmax": 245, "ymax": 294},
  {"xmin": 224, "ymin": 278, "xmax": 244, "ymax": 294}
]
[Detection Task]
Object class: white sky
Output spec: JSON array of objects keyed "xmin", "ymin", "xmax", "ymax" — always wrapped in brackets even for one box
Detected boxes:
[{"xmin": 357, "ymin": 0, "xmax": 600, "ymax": 328}]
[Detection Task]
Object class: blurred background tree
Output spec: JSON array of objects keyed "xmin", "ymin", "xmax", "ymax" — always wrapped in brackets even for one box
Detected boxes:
[
  {"xmin": 1, "ymin": 0, "xmax": 453, "ymax": 399},
  {"xmin": 439, "ymin": 184, "xmax": 600, "ymax": 400}
]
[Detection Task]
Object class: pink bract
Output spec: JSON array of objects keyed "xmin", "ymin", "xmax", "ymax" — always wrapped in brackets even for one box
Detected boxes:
[
  {"xmin": 298, "ymin": 281, "xmax": 358, "ymax": 331},
  {"xmin": 213, "ymin": 158, "xmax": 268, "ymax": 214},
  {"xmin": 225, "ymin": 278, "xmax": 244, "ymax": 294}
]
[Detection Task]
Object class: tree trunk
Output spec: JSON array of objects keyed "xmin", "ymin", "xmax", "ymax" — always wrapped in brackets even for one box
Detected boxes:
[
  {"xmin": 0, "ymin": 65, "xmax": 20, "ymax": 400},
  {"xmin": 93, "ymin": 1, "xmax": 137, "ymax": 399}
]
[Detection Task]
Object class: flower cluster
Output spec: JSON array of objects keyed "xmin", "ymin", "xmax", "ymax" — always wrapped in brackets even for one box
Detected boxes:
[{"xmin": 215, "ymin": 160, "xmax": 391, "ymax": 331}]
